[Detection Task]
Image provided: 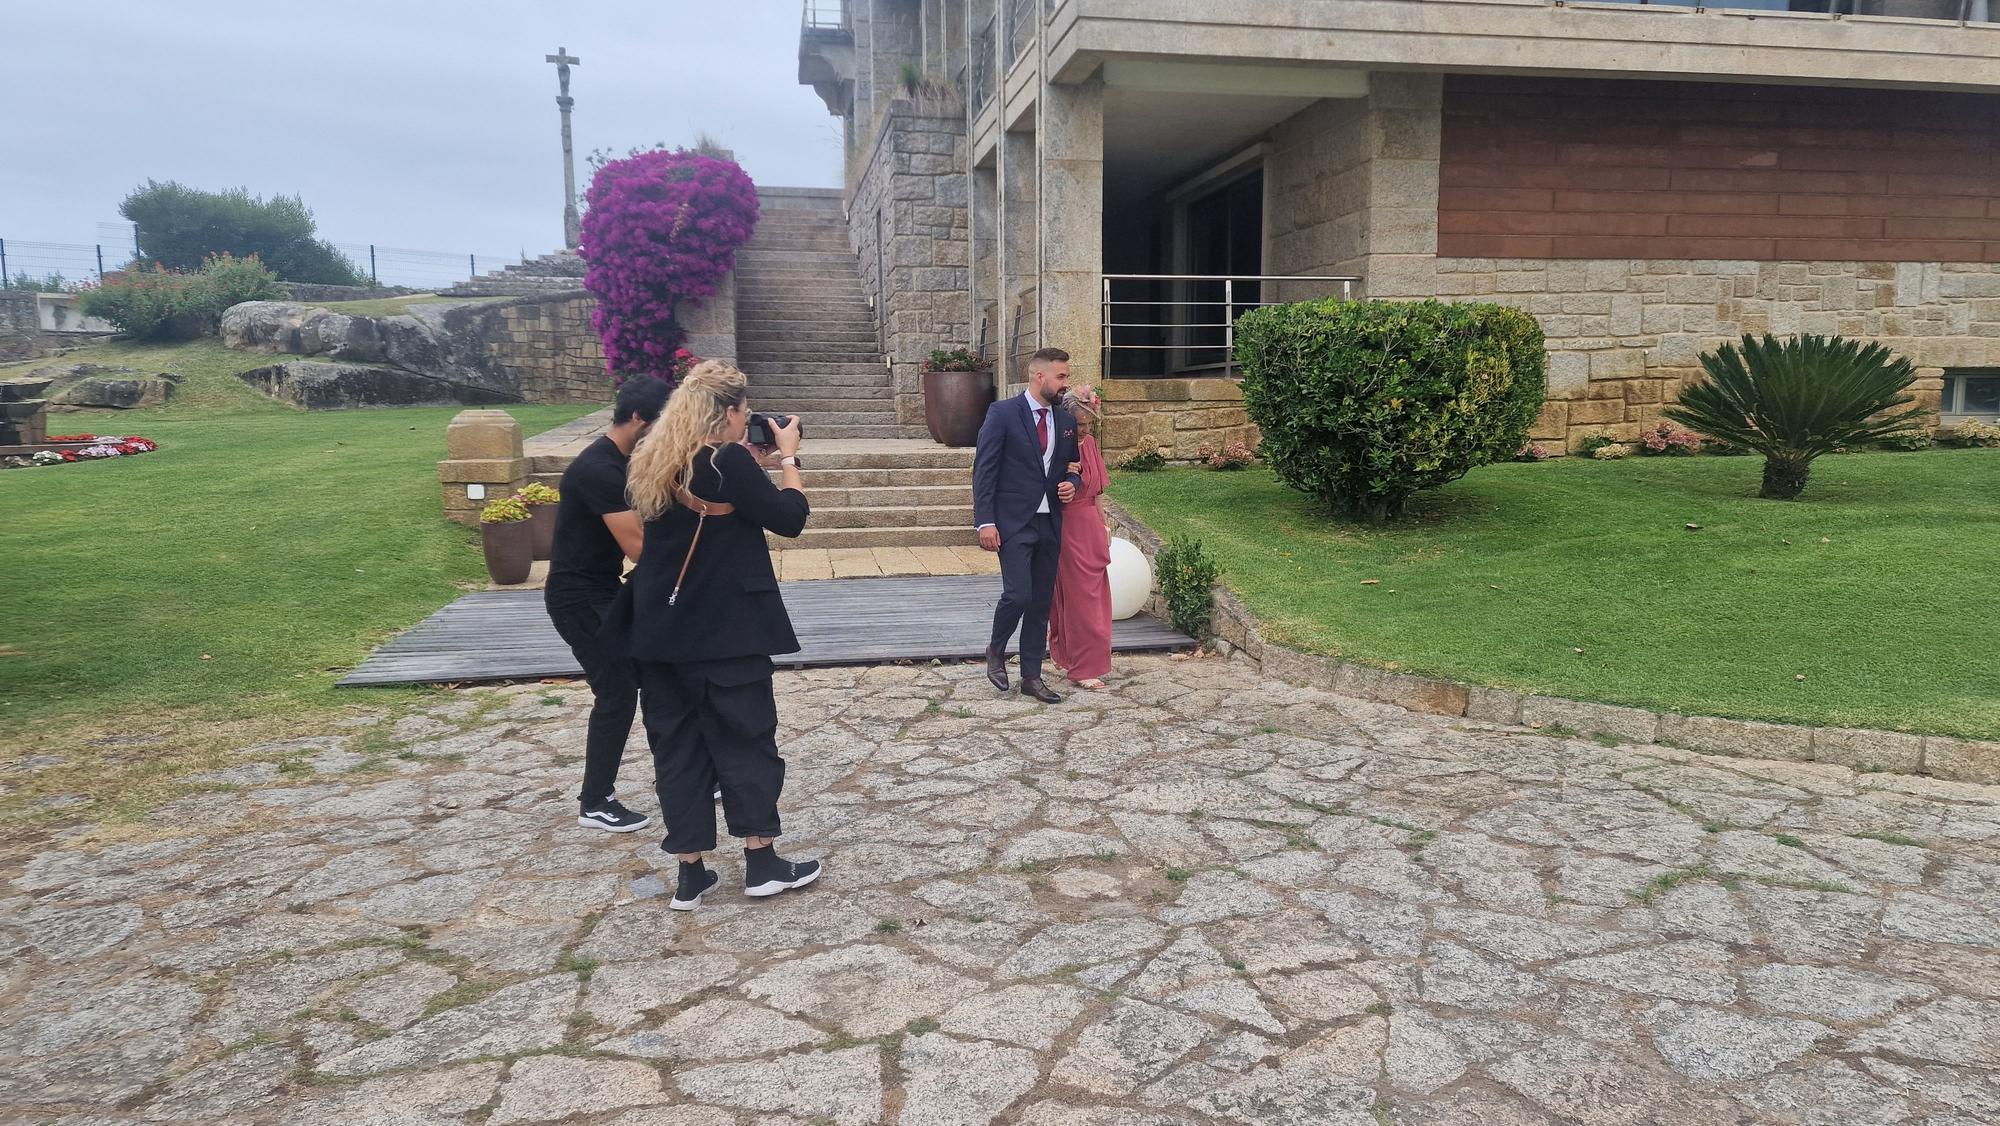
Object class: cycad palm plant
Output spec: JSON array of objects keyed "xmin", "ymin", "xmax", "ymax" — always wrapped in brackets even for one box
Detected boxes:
[{"xmin": 1663, "ymin": 334, "xmax": 1924, "ymax": 500}]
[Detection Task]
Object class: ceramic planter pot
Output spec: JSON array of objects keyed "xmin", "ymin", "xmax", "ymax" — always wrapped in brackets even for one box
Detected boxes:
[
  {"xmin": 482, "ymin": 519, "xmax": 534, "ymax": 585},
  {"xmin": 923, "ymin": 368, "xmax": 996, "ymax": 447},
  {"xmin": 526, "ymin": 504, "xmax": 556, "ymax": 560}
]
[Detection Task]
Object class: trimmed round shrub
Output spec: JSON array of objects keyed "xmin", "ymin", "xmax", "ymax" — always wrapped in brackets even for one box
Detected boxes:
[
  {"xmin": 580, "ymin": 150, "xmax": 759, "ymax": 387},
  {"xmin": 1235, "ymin": 299, "xmax": 1546, "ymax": 522},
  {"xmin": 79, "ymin": 252, "xmax": 284, "ymax": 340}
]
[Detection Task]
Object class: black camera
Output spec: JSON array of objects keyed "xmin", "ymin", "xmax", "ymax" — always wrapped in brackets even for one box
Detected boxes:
[{"xmin": 746, "ymin": 413, "xmax": 802, "ymax": 446}]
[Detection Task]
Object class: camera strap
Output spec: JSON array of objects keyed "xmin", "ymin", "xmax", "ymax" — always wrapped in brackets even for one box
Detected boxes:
[{"xmin": 667, "ymin": 487, "xmax": 736, "ymax": 607}]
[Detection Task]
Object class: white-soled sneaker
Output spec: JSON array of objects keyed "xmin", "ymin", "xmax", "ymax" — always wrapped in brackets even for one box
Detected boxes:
[
  {"xmin": 743, "ymin": 848, "xmax": 822, "ymax": 898},
  {"xmin": 577, "ymin": 798, "xmax": 651, "ymax": 833},
  {"xmin": 669, "ymin": 863, "xmax": 720, "ymax": 911}
]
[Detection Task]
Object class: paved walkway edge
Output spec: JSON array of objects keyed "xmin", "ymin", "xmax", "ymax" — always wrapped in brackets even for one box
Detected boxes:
[{"xmin": 1101, "ymin": 499, "xmax": 1999, "ymax": 786}]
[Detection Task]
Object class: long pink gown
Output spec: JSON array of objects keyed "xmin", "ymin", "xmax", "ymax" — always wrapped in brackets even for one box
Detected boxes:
[{"xmin": 1049, "ymin": 433, "xmax": 1113, "ymax": 681}]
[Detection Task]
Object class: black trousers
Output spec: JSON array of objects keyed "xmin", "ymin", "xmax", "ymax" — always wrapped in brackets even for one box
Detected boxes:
[
  {"xmin": 636, "ymin": 657, "xmax": 785, "ymax": 854},
  {"xmin": 546, "ymin": 595, "xmax": 639, "ymax": 808},
  {"xmin": 990, "ymin": 512, "xmax": 1062, "ymax": 682}
]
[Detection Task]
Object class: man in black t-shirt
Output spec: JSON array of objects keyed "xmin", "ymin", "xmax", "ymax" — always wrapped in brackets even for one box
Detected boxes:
[{"xmin": 545, "ymin": 376, "xmax": 671, "ymax": 832}]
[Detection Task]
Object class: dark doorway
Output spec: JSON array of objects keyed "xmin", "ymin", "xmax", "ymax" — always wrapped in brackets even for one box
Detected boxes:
[{"xmin": 1180, "ymin": 170, "xmax": 1263, "ymax": 371}]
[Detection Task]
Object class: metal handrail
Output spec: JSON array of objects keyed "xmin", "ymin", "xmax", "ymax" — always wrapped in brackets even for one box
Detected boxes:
[
  {"xmin": 1589, "ymin": 0, "xmax": 1995, "ymax": 22},
  {"xmin": 1006, "ymin": 0, "xmax": 1038, "ymax": 63},
  {"xmin": 972, "ymin": 15, "xmax": 997, "ymax": 110},
  {"xmin": 1101, "ymin": 273, "xmax": 1361, "ymax": 379},
  {"xmin": 802, "ymin": 0, "xmax": 850, "ymax": 33}
]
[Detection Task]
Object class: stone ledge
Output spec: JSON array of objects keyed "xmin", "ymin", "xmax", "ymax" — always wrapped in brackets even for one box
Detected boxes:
[{"xmin": 1100, "ymin": 499, "xmax": 1999, "ymax": 786}]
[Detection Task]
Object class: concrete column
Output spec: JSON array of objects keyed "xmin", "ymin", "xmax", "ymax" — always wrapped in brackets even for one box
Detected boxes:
[
  {"xmin": 1358, "ymin": 72, "xmax": 1443, "ymax": 300},
  {"xmin": 998, "ymin": 127, "xmax": 1039, "ymax": 390},
  {"xmin": 1037, "ymin": 75, "xmax": 1105, "ymax": 387},
  {"xmin": 972, "ymin": 160, "xmax": 1000, "ymax": 361},
  {"xmin": 437, "ymin": 410, "xmax": 529, "ymax": 526}
]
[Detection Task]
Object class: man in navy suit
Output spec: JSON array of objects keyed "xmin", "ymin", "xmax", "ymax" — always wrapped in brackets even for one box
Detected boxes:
[{"xmin": 974, "ymin": 347, "xmax": 1083, "ymax": 704}]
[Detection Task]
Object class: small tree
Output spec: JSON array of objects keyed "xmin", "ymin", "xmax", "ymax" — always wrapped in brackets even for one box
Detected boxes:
[
  {"xmin": 1235, "ymin": 299, "xmax": 1546, "ymax": 523},
  {"xmin": 120, "ymin": 180, "xmax": 363, "ymax": 285},
  {"xmin": 579, "ymin": 150, "xmax": 759, "ymax": 386},
  {"xmin": 1664, "ymin": 334, "xmax": 1924, "ymax": 500}
]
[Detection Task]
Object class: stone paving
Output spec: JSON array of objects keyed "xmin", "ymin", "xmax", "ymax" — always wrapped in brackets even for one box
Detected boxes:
[{"xmin": 4, "ymin": 654, "xmax": 1998, "ymax": 1124}]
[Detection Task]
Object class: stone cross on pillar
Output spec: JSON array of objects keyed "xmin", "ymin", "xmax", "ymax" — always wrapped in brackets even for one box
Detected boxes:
[{"xmin": 546, "ymin": 47, "xmax": 582, "ymax": 249}]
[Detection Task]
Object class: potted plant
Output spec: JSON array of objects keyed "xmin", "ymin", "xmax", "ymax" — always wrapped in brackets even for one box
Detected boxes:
[
  {"xmin": 479, "ymin": 496, "xmax": 535, "ymax": 585},
  {"xmin": 517, "ymin": 482, "xmax": 561, "ymax": 560},
  {"xmin": 921, "ymin": 347, "xmax": 995, "ymax": 447}
]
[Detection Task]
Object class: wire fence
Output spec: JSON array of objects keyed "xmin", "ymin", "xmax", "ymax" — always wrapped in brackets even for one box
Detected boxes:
[{"xmin": 1, "ymin": 228, "xmax": 528, "ymax": 291}]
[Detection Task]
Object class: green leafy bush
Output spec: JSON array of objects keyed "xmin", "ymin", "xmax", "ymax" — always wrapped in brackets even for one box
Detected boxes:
[
  {"xmin": 8, "ymin": 271, "xmax": 73, "ymax": 293},
  {"xmin": 1156, "ymin": 533, "xmax": 1219, "ymax": 641},
  {"xmin": 922, "ymin": 347, "xmax": 985, "ymax": 372},
  {"xmin": 1235, "ymin": 299, "xmax": 1546, "ymax": 522},
  {"xmin": 80, "ymin": 253, "xmax": 283, "ymax": 340},
  {"xmin": 1576, "ymin": 432, "xmax": 1617, "ymax": 456},
  {"xmin": 480, "ymin": 497, "xmax": 531, "ymax": 523},
  {"xmin": 1879, "ymin": 431, "xmax": 1936, "ymax": 452},
  {"xmin": 1117, "ymin": 450, "xmax": 1167, "ymax": 473},
  {"xmin": 120, "ymin": 179, "xmax": 363, "ymax": 284},
  {"xmin": 1663, "ymin": 334, "xmax": 1923, "ymax": 500},
  {"xmin": 517, "ymin": 482, "xmax": 561, "ymax": 505},
  {"xmin": 1943, "ymin": 419, "xmax": 2000, "ymax": 448}
]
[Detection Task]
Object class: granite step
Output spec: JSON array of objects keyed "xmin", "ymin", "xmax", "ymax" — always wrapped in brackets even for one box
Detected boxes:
[
  {"xmin": 742, "ymin": 367, "xmax": 889, "ymax": 382},
  {"xmin": 789, "ymin": 466, "xmax": 971, "ymax": 487},
  {"xmin": 797, "ymin": 423, "xmax": 923, "ymax": 440},
  {"xmin": 810, "ymin": 504, "xmax": 975, "ymax": 529},
  {"xmin": 773, "ymin": 525, "xmax": 977, "ymax": 550},
  {"xmin": 803, "ymin": 484, "xmax": 975, "ymax": 507}
]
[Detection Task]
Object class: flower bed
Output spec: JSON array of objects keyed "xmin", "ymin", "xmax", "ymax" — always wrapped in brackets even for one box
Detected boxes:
[{"xmin": 6, "ymin": 435, "xmax": 159, "ymax": 469}]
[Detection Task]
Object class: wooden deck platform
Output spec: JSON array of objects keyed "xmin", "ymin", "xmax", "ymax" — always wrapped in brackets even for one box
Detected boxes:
[{"xmin": 338, "ymin": 575, "xmax": 1194, "ymax": 687}]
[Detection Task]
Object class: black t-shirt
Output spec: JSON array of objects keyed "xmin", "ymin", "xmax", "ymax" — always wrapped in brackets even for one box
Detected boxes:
[{"xmin": 546, "ymin": 436, "xmax": 631, "ymax": 607}]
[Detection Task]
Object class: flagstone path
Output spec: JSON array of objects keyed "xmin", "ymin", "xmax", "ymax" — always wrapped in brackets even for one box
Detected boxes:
[{"xmin": 4, "ymin": 655, "xmax": 1998, "ymax": 1124}]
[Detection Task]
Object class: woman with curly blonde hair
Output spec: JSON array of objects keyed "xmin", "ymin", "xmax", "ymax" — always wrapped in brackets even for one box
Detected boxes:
[{"xmin": 608, "ymin": 360, "xmax": 819, "ymax": 909}]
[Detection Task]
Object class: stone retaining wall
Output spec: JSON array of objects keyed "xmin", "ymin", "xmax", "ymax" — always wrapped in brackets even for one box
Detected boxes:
[
  {"xmin": 0, "ymin": 290, "xmax": 41, "ymax": 362},
  {"xmin": 1440, "ymin": 258, "xmax": 2000, "ymax": 452},
  {"xmin": 1099, "ymin": 378, "xmax": 1259, "ymax": 464},
  {"xmin": 1101, "ymin": 499, "xmax": 1998, "ymax": 785},
  {"xmin": 850, "ymin": 100, "xmax": 972, "ymax": 432}
]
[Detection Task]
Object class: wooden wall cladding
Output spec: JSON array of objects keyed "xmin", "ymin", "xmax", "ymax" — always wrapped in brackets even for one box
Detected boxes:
[{"xmin": 1437, "ymin": 76, "xmax": 2000, "ymax": 262}]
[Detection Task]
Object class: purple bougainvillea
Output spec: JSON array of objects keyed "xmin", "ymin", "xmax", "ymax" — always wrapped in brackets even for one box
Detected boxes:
[{"xmin": 579, "ymin": 150, "xmax": 759, "ymax": 386}]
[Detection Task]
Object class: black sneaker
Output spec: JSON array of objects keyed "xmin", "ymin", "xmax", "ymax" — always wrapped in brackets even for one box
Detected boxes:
[
  {"xmin": 577, "ymin": 798, "xmax": 651, "ymax": 833},
  {"xmin": 744, "ymin": 846, "xmax": 822, "ymax": 898},
  {"xmin": 669, "ymin": 861, "xmax": 720, "ymax": 911}
]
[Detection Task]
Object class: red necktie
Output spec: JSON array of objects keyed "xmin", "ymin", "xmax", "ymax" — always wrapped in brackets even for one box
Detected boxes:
[{"xmin": 1036, "ymin": 407, "xmax": 1049, "ymax": 454}]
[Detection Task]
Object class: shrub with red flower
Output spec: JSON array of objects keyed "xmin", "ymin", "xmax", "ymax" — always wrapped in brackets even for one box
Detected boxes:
[
  {"xmin": 8, "ymin": 434, "xmax": 159, "ymax": 468},
  {"xmin": 581, "ymin": 150, "xmax": 759, "ymax": 387},
  {"xmin": 1638, "ymin": 421, "xmax": 1703, "ymax": 456}
]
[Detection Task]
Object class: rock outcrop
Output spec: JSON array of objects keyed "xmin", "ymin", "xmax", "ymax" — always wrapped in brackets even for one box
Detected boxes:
[
  {"xmin": 30, "ymin": 363, "xmax": 179, "ymax": 410},
  {"xmin": 237, "ymin": 361, "xmax": 515, "ymax": 411},
  {"xmin": 221, "ymin": 301, "xmax": 517, "ymax": 407}
]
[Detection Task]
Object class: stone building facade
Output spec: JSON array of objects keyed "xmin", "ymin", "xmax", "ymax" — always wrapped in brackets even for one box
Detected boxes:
[
  {"xmin": 800, "ymin": 1, "xmax": 2000, "ymax": 459},
  {"xmin": 849, "ymin": 102, "xmax": 973, "ymax": 431}
]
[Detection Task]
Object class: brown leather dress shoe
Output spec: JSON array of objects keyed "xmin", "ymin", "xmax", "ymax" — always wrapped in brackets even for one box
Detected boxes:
[
  {"xmin": 1020, "ymin": 678, "xmax": 1062, "ymax": 704},
  {"xmin": 985, "ymin": 646, "xmax": 1009, "ymax": 692}
]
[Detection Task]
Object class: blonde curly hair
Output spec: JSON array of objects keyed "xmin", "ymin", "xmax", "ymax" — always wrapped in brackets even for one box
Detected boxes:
[{"xmin": 625, "ymin": 361, "xmax": 749, "ymax": 522}]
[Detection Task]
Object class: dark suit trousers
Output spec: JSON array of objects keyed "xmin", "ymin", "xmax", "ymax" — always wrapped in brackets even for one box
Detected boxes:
[
  {"xmin": 636, "ymin": 657, "xmax": 785, "ymax": 854},
  {"xmin": 546, "ymin": 595, "xmax": 638, "ymax": 808},
  {"xmin": 990, "ymin": 512, "xmax": 1061, "ymax": 682}
]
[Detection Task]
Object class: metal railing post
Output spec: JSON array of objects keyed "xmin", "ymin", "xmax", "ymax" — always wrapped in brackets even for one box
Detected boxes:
[
  {"xmin": 1, "ymin": 239, "xmax": 8, "ymax": 287},
  {"xmin": 1223, "ymin": 276, "xmax": 1234, "ymax": 378},
  {"xmin": 95, "ymin": 245, "xmax": 105, "ymax": 281},
  {"xmin": 1101, "ymin": 275, "xmax": 1112, "ymax": 379},
  {"xmin": 370, "ymin": 245, "xmax": 378, "ymax": 285},
  {"xmin": 470, "ymin": 254, "xmax": 477, "ymax": 278}
]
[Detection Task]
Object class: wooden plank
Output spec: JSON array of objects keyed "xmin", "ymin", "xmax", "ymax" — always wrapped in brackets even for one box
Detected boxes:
[{"xmin": 340, "ymin": 575, "xmax": 1194, "ymax": 687}]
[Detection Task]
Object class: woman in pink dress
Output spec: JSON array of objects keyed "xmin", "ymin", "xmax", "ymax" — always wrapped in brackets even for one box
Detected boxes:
[{"xmin": 1049, "ymin": 388, "xmax": 1113, "ymax": 690}]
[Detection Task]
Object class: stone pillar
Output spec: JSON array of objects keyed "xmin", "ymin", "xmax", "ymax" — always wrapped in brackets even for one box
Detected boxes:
[
  {"xmin": 1038, "ymin": 75, "xmax": 1105, "ymax": 388},
  {"xmin": 437, "ymin": 410, "xmax": 530, "ymax": 526},
  {"xmin": 998, "ymin": 128, "xmax": 1039, "ymax": 392},
  {"xmin": 1356, "ymin": 72, "xmax": 1444, "ymax": 300},
  {"xmin": 680, "ymin": 272, "xmax": 738, "ymax": 366}
]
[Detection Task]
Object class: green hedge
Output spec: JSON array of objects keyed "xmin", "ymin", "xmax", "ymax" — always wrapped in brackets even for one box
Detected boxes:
[{"xmin": 1235, "ymin": 298, "xmax": 1546, "ymax": 522}]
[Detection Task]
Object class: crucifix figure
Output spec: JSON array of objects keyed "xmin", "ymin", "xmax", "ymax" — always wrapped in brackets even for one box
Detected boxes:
[{"xmin": 546, "ymin": 47, "xmax": 582, "ymax": 249}]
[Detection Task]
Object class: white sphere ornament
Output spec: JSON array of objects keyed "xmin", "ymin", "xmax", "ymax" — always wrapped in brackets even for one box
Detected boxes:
[{"xmin": 1107, "ymin": 536, "xmax": 1153, "ymax": 621}]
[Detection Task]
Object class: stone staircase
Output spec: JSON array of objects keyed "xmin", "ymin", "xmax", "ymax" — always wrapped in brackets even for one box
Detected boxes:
[
  {"xmin": 740, "ymin": 194, "xmax": 974, "ymax": 552},
  {"xmin": 439, "ymin": 251, "xmax": 587, "ymax": 298}
]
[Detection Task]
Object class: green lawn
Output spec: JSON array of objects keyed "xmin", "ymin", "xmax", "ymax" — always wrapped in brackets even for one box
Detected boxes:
[
  {"xmin": 1112, "ymin": 452, "xmax": 1999, "ymax": 739},
  {"xmin": 2, "ymin": 337, "xmax": 593, "ymax": 821}
]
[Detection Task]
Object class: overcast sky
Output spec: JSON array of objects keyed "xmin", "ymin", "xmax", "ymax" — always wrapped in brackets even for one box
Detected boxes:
[{"xmin": 5, "ymin": 1, "xmax": 843, "ymax": 282}]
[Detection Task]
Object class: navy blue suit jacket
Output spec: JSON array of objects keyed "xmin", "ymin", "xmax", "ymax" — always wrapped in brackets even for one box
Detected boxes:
[{"xmin": 973, "ymin": 393, "xmax": 1082, "ymax": 539}]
